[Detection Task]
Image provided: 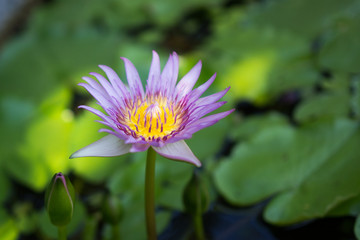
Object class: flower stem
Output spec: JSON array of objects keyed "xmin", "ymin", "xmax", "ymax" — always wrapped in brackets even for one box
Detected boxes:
[
  {"xmin": 57, "ymin": 226, "xmax": 67, "ymax": 240},
  {"xmin": 193, "ymin": 213, "xmax": 206, "ymax": 240},
  {"xmin": 145, "ymin": 148, "xmax": 157, "ymax": 240}
]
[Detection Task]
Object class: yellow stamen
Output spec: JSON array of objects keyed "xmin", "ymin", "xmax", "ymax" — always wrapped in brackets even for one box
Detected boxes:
[{"xmin": 121, "ymin": 96, "xmax": 181, "ymax": 140}]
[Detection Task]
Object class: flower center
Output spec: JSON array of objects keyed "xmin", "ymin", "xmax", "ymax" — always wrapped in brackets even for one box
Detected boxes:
[{"xmin": 120, "ymin": 96, "xmax": 182, "ymax": 141}]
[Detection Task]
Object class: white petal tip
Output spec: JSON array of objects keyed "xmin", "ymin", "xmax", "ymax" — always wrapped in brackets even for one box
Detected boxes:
[{"xmin": 69, "ymin": 134, "xmax": 131, "ymax": 159}]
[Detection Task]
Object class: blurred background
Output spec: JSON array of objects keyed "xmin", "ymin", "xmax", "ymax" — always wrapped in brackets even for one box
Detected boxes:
[{"xmin": 1, "ymin": 0, "xmax": 360, "ymax": 239}]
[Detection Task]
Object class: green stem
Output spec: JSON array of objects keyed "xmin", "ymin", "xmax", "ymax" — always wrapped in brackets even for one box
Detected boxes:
[
  {"xmin": 193, "ymin": 213, "xmax": 205, "ymax": 240},
  {"xmin": 111, "ymin": 224, "xmax": 120, "ymax": 240},
  {"xmin": 57, "ymin": 226, "xmax": 67, "ymax": 240},
  {"xmin": 145, "ymin": 148, "xmax": 157, "ymax": 240}
]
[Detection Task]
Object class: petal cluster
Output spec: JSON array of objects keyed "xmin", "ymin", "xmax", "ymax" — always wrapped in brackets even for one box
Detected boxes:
[{"xmin": 70, "ymin": 51, "xmax": 233, "ymax": 167}]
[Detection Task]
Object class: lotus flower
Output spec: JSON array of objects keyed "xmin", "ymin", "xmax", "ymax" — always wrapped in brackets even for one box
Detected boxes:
[{"xmin": 70, "ymin": 51, "xmax": 233, "ymax": 167}]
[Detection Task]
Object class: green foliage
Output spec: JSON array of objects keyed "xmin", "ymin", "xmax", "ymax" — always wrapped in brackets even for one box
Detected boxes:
[
  {"xmin": 183, "ymin": 173, "xmax": 210, "ymax": 215},
  {"xmin": 247, "ymin": 0, "xmax": 357, "ymax": 38},
  {"xmin": 215, "ymin": 117, "xmax": 360, "ymax": 224},
  {"xmin": 0, "ymin": 219, "xmax": 19, "ymax": 240},
  {"xmin": 1, "ymin": 0, "xmax": 360, "ymax": 238},
  {"xmin": 206, "ymin": 8, "xmax": 318, "ymax": 104}
]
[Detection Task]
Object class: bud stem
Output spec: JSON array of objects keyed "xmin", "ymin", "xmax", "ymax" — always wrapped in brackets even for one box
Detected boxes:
[
  {"xmin": 57, "ymin": 226, "xmax": 67, "ymax": 240},
  {"xmin": 111, "ymin": 225, "xmax": 120, "ymax": 240},
  {"xmin": 145, "ymin": 147, "xmax": 157, "ymax": 240},
  {"xmin": 193, "ymin": 213, "xmax": 205, "ymax": 240}
]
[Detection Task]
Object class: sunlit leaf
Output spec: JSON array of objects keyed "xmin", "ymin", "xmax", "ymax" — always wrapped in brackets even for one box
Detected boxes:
[
  {"xmin": 4, "ymin": 87, "xmax": 72, "ymax": 191},
  {"xmin": 0, "ymin": 219, "xmax": 19, "ymax": 240}
]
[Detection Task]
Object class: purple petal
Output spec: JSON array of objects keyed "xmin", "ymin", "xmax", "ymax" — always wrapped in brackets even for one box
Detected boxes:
[
  {"xmin": 95, "ymin": 120, "xmax": 118, "ymax": 130},
  {"xmin": 82, "ymin": 76, "xmax": 107, "ymax": 96},
  {"xmin": 130, "ymin": 143, "xmax": 150, "ymax": 152},
  {"xmin": 175, "ymin": 61, "xmax": 202, "ymax": 98},
  {"xmin": 78, "ymin": 83, "xmax": 117, "ymax": 110},
  {"xmin": 90, "ymin": 72, "xmax": 120, "ymax": 100},
  {"xmin": 98, "ymin": 65, "xmax": 131, "ymax": 99},
  {"xmin": 185, "ymin": 109, "xmax": 235, "ymax": 134},
  {"xmin": 189, "ymin": 101, "xmax": 227, "ymax": 121},
  {"xmin": 146, "ymin": 51, "xmax": 161, "ymax": 95},
  {"xmin": 69, "ymin": 134, "xmax": 131, "ymax": 158},
  {"xmin": 161, "ymin": 52, "xmax": 179, "ymax": 97},
  {"xmin": 196, "ymin": 87, "xmax": 230, "ymax": 106},
  {"xmin": 121, "ymin": 57, "xmax": 145, "ymax": 98},
  {"xmin": 98, "ymin": 129, "xmax": 128, "ymax": 140},
  {"xmin": 187, "ymin": 73, "xmax": 216, "ymax": 103},
  {"xmin": 78, "ymin": 105, "xmax": 113, "ymax": 122},
  {"xmin": 153, "ymin": 140, "xmax": 201, "ymax": 167}
]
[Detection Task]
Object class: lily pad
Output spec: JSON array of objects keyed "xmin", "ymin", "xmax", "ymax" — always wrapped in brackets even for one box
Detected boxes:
[
  {"xmin": 206, "ymin": 14, "xmax": 316, "ymax": 104},
  {"xmin": 319, "ymin": 12, "xmax": 360, "ymax": 73},
  {"xmin": 214, "ymin": 117, "xmax": 359, "ymax": 224},
  {"xmin": 247, "ymin": 0, "xmax": 357, "ymax": 39},
  {"xmin": 0, "ymin": 219, "xmax": 19, "ymax": 240},
  {"xmin": 4, "ymin": 87, "xmax": 73, "ymax": 191}
]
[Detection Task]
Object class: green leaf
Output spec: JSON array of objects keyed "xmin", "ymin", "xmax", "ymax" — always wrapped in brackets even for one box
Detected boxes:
[
  {"xmin": 0, "ymin": 219, "xmax": 19, "ymax": 240},
  {"xmin": 295, "ymin": 74, "xmax": 351, "ymax": 123},
  {"xmin": 0, "ymin": 35, "xmax": 58, "ymax": 104},
  {"xmin": 0, "ymin": 171, "xmax": 9, "ymax": 204},
  {"xmin": 295, "ymin": 93, "xmax": 350, "ymax": 123},
  {"xmin": 214, "ymin": 118, "xmax": 359, "ymax": 224},
  {"xmin": 263, "ymin": 126, "xmax": 360, "ymax": 224},
  {"xmin": 351, "ymin": 75, "xmax": 360, "ymax": 120},
  {"xmin": 206, "ymin": 16, "xmax": 316, "ymax": 104},
  {"xmin": 319, "ymin": 12, "xmax": 360, "ymax": 73},
  {"xmin": 247, "ymin": 0, "xmax": 357, "ymax": 38},
  {"xmin": 4, "ymin": 87, "xmax": 73, "ymax": 191},
  {"xmin": 231, "ymin": 112, "xmax": 289, "ymax": 141}
]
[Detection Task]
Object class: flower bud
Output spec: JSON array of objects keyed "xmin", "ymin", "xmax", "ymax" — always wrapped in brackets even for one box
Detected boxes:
[
  {"xmin": 45, "ymin": 172, "xmax": 75, "ymax": 226},
  {"xmin": 183, "ymin": 172, "xmax": 210, "ymax": 215},
  {"xmin": 101, "ymin": 194, "xmax": 124, "ymax": 225}
]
